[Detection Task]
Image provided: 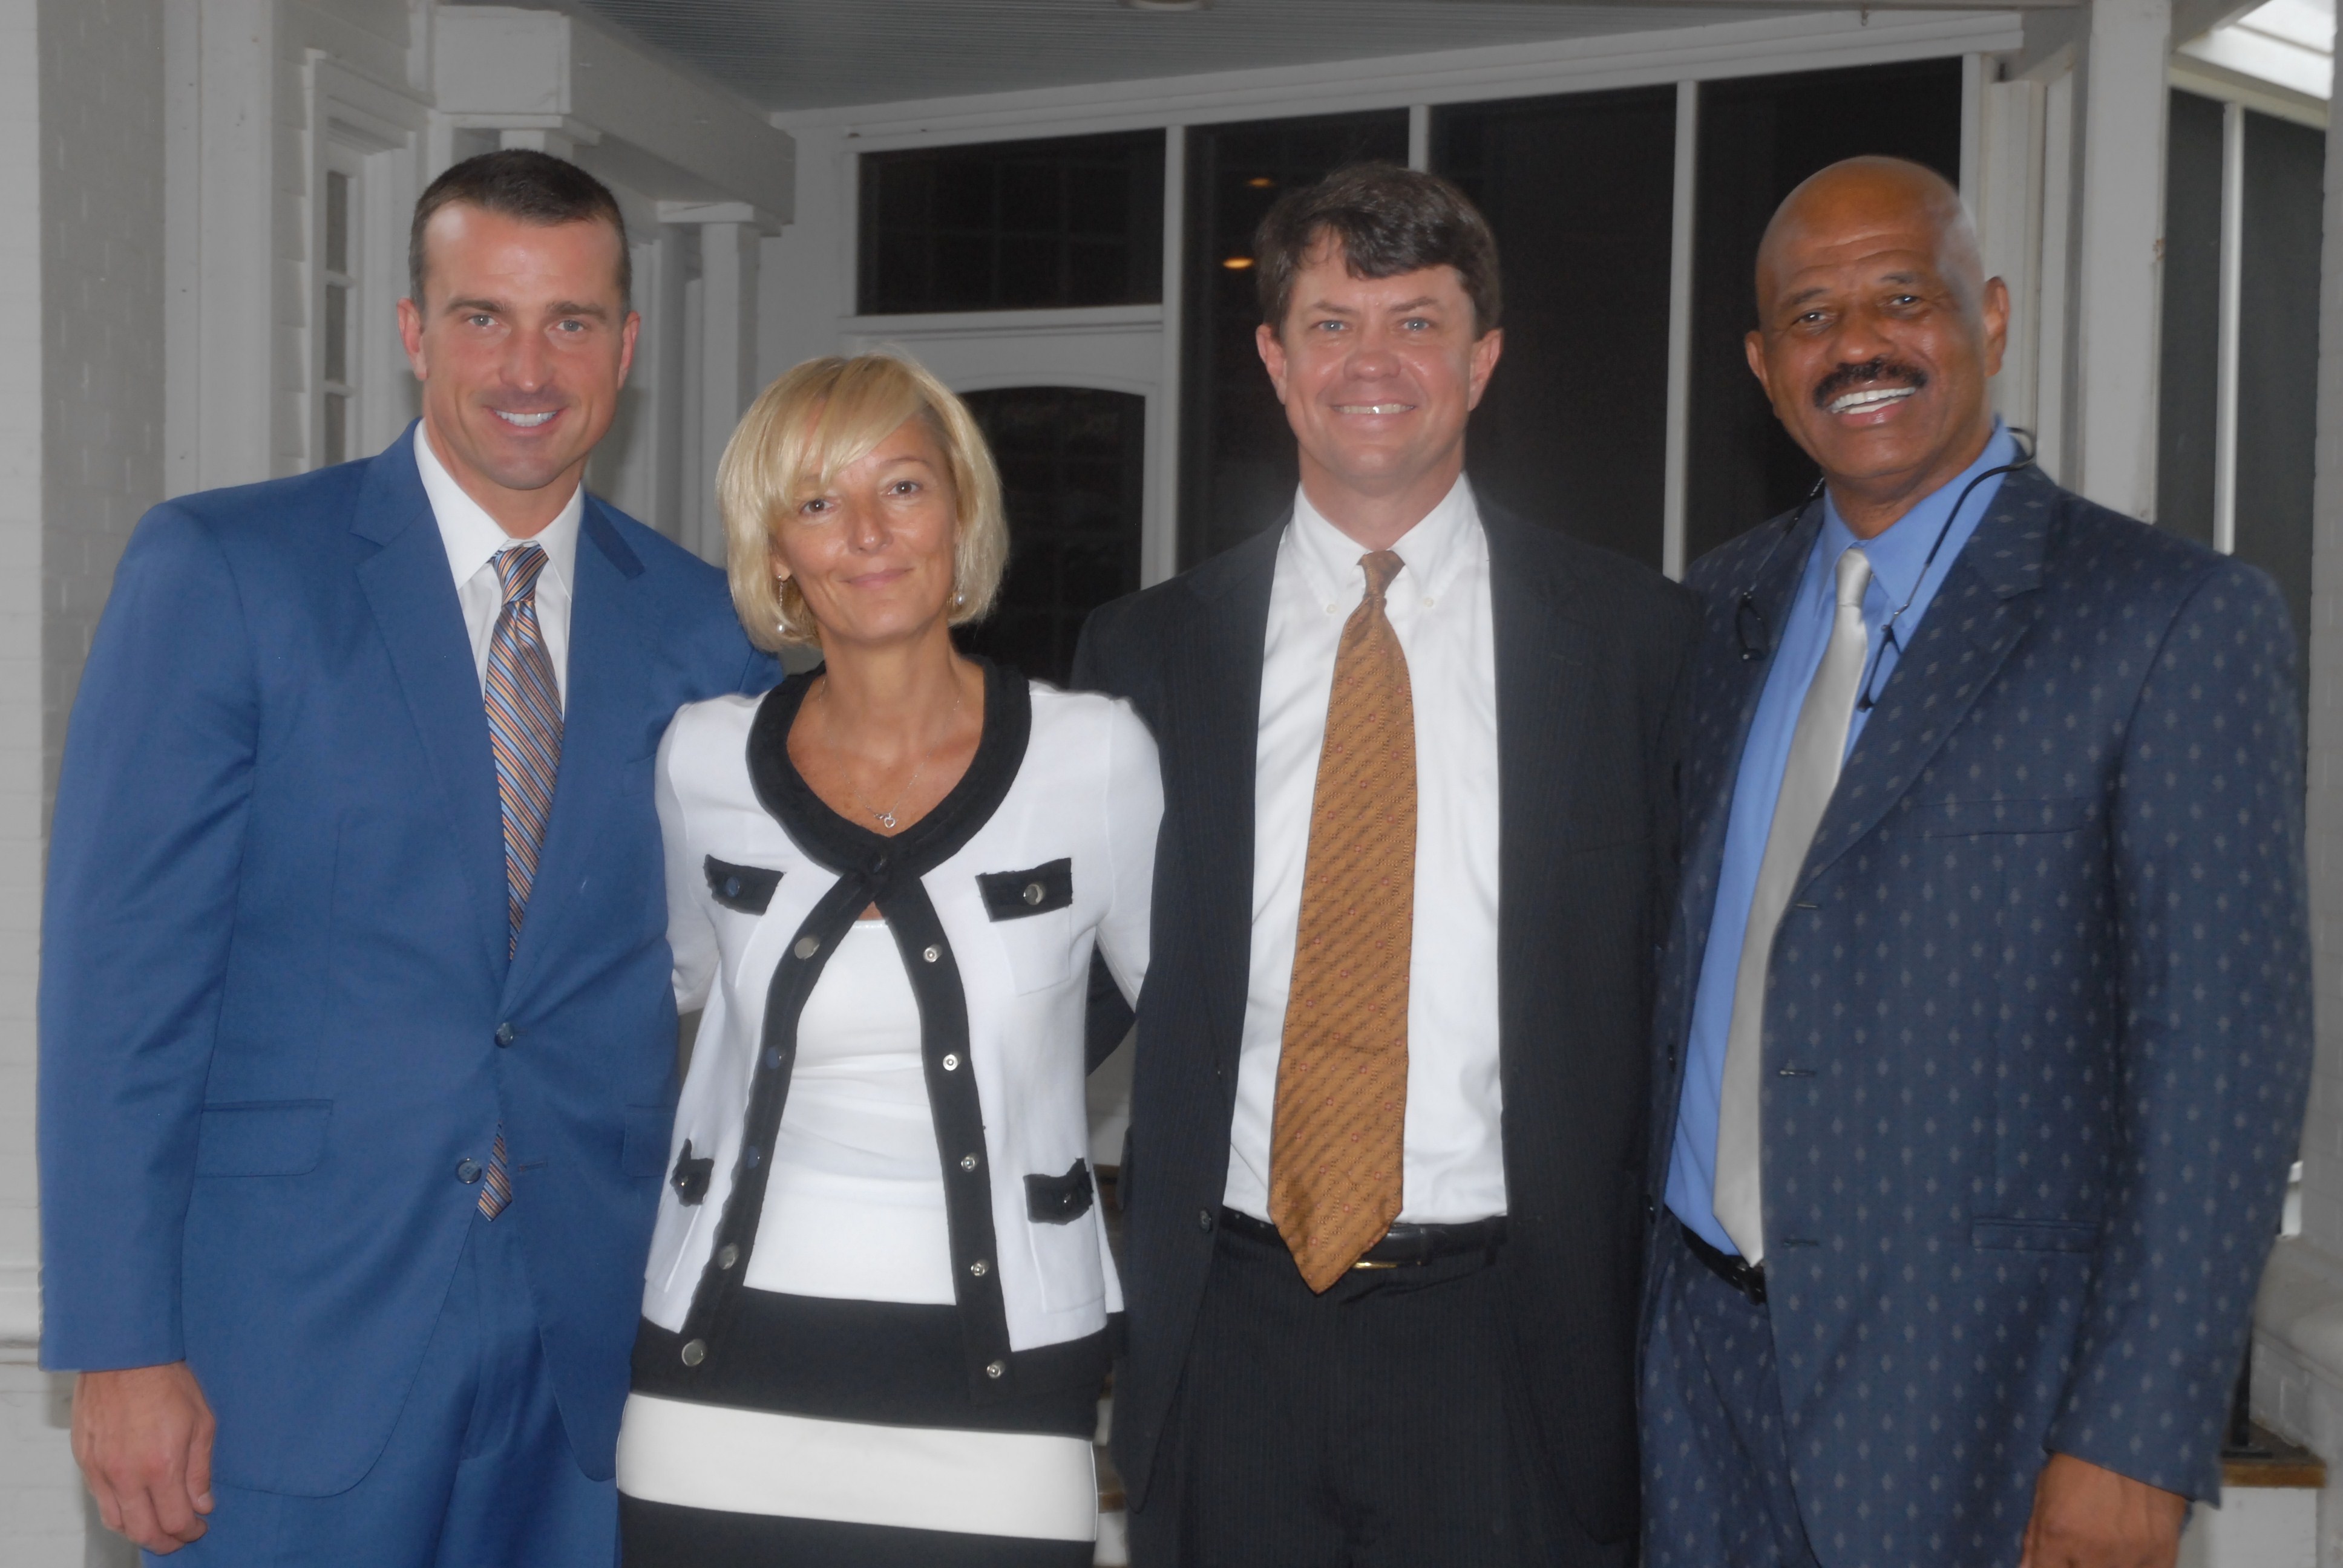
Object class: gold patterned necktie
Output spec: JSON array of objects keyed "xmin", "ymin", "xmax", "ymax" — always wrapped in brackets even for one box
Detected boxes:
[{"xmin": 1270, "ymin": 549, "xmax": 1417, "ymax": 1292}]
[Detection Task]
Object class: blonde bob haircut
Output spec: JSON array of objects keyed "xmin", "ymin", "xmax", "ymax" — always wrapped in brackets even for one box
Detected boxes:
[{"xmin": 719, "ymin": 352, "xmax": 1008, "ymax": 652}]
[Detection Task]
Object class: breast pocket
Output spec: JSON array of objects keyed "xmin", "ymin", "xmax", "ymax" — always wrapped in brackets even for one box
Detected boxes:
[{"xmin": 977, "ymin": 858, "xmax": 1075, "ymax": 995}]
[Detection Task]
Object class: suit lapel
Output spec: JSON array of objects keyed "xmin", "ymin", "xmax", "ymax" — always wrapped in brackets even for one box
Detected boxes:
[
  {"xmin": 352, "ymin": 433, "xmax": 510, "ymax": 982},
  {"xmin": 1674, "ymin": 506, "xmax": 1820, "ymax": 965},
  {"xmin": 1168, "ymin": 524, "xmax": 1280, "ymax": 1074},
  {"xmin": 1486, "ymin": 508, "xmax": 1594, "ymax": 860},
  {"xmin": 1798, "ymin": 465, "xmax": 2059, "ymax": 887},
  {"xmin": 505, "ymin": 501, "xmax": 651, "ymax": 996}
]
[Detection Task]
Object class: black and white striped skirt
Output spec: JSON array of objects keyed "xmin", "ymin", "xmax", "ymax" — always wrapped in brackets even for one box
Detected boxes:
[{"xmin": 618, "ymin": 1292, "xmax": 1105, "ymax": 1567}]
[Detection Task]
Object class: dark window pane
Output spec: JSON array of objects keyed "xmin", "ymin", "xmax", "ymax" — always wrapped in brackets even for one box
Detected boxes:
[
  {"xmin": 959, "ymin": 387, "xmax": 1147, "ymax": 687},
  {"xmin": 2234, "ymin": 108, "xmax": 2324, "ymax": 714},
  {"xmin": 323, "ymin": 282, "xmax": 349, "ymax": 386},
  {"xmin": 1179, "ymin": 111, "xmax": 1411, "ymax": 566},
  {"xmin": 2156, "ymin": 90, "xmax": 2225, "ymax": 547},
  {"xmin": 325, "ymin": 169, "xmax": 350, "ymax": 275},
  {"xmin": 860, "ymin": 132, "xmax": 1164, "ymax": 314},
  {"xmin": 1434, "ymin": 86, "xmax": 1677, "ymax": 570},
  {"xmin": 1685, "ymin": 57, "xmax": 1963, "ymax": 564},
  {"xmin": 323, "ymin": 392, "xmax": 347, "ymax": 466}
]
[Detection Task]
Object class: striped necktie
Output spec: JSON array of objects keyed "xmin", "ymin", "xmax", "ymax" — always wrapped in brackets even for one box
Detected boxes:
[
  {"xmin": 1269, "ymin": 549, "xmax": 1417, "ymax": 1292},
  {"xmin": 479, "ymin": 542, "xmax": 562, "ymax": 1220}
]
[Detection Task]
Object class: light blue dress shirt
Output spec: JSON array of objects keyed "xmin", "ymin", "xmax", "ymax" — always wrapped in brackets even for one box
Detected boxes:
[{"xmin": 1666, "ymin": 423, "xmax": 2020, "ymax": 1256}]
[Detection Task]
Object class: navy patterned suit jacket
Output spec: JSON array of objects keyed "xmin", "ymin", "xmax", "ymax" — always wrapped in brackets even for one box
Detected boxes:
[{"xmin": 1644, "ymin": 465, "xmax": 2313, "ymax": 1566}]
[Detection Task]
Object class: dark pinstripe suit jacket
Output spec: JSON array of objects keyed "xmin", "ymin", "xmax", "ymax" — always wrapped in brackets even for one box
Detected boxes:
[
  {"xmin": 1076, "ymin": 500, "xmax": 1699, "ymax": 1544},
  {"xmin": 1644, "ymin": 465, "xmax": 2314, "ymax": 1565}
]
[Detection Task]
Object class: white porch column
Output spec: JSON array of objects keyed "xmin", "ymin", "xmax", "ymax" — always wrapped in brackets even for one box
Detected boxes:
[
  {"xmin": 689, "ymin": 216, "xmax": 760, "ymax": 567},
  {"xmin": 2071, "ymin": 0, "xmax": 2174, "ymax": 518}
]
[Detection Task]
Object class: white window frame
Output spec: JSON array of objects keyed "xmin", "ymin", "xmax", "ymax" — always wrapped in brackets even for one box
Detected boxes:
[{"xmin": 309, "ymin": 58, "xmax": 428, "ymax": 473}]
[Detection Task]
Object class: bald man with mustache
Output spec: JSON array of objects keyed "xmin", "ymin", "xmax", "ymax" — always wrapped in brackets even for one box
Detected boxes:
[{"xmin": 1639, "ymin": 157, "xmax": 2311, "ymax": 1568}]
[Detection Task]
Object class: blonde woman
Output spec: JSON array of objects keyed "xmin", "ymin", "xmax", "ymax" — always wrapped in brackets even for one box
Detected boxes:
[{"xmin": 614, "ymin": 354, "xmax": 1159, "ymax": 1565}]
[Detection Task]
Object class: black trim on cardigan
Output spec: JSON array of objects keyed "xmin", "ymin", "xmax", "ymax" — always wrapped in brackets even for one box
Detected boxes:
[{"xmin": 667, "ymin": 659, "xmax": 1040, "ymax": 1403}]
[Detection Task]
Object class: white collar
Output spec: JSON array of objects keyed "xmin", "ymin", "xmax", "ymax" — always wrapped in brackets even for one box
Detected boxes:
[
  {"xmin": 1287, "ymin": 473, "xmax": 1479, "ymax": 606},
  {"xmin": 414, "ymin": 422, "xmax": 583, "ymax": 595}
]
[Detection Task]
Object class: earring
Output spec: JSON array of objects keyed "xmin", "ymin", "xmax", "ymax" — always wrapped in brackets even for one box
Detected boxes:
[{"xmin": 953, "ymin": 590, "xmax": 966, "ymax": 607}]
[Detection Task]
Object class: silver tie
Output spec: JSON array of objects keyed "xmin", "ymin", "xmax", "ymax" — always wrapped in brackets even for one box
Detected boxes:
[{"xmin": 1712, "ymin": 545, "xmax": 1873, "ymax": 1265}]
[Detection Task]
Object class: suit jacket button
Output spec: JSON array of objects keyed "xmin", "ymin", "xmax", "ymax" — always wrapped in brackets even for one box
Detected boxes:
[
  {"xmin": 723, "ymin": 877, "xmax": 742, "ymax": 900},
  {"xmin": 794, "ymin": 936, "xmax": 821, "ymax": 960},
  {"xmin": 681, "ymin": 1339, "xmax": 707, "ymax": 1367},
  {"xmin": 716, "ymin": 1244, "xmax": 739, "ymax": 1270},
  {"xmin": 494, "ymin": 1022, "xmax": 517, "ymax": 1047},
  {"xmin": 1198, "ymin": 1209, "xmax": 1214, "ymax": 1233},
  {"xmin": 985, "ymin": 1359, "xmax": 1006, "ymax": 1379},
  {"xmin": 1023, "ymin": 882, "xmax": 1045, "ymax": 905},
  {"xmin": 456, "ymin": 1159, "xmax": 482, "ymax": 1184},
  {"xmin": 969, "ymin": 1258, "xmax": 989, "ymax": 1278}
]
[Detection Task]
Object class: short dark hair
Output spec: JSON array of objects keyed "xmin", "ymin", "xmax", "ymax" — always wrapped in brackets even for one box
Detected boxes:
[
  {"xmin": 1252, "ymin": 164, "xmax": 1501, "ymax": 336},
  {"xmin": 408, "ymin": 149, "xmax": 631, "ymax": 308}
]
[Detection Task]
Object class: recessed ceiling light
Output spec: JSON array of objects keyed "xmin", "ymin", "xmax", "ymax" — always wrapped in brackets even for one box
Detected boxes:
[
  {"xmin": 1124, "ymin": 0, "xmax": 1210, "ymax": 10},
  {"xmin": 1222, "ymin": 256, "xmax": 1253, "ymax": 270},
  {"xmin": 1246, "ymin": 176, "xmax": 1276, "ymax": 189}
]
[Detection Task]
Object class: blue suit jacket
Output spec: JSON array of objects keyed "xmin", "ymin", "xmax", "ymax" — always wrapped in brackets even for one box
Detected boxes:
[
  {"xmin": 38, "ymin": 428, "xmax": 774, "ymax": 1495},
  {"xmin": 1646, "ymin": 466, "xmax": 2312, "ymax": 1564}
]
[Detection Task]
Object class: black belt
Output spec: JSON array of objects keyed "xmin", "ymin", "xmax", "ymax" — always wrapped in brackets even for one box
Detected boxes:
[
  {"xmin": 1219, "ymin": 1207, "xmax": 1506, "ymax": 1269},
  {"xmin": 1682, "ymin": 1222, "xmax": 1766, "ymax": 1306}
]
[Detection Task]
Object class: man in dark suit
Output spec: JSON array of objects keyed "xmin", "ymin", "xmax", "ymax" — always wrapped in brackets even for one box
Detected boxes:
[
  {"xmin": 41, "ymin": 151, "xmax": 772, "ymax": 1565},
  {"xmin": 1076, "ymin": 163, "xmax": 1697, "ymax": 1566},
  {"xmin": 1642, "ymin": 155, "xmax": 2311, "ymax": 1568}
]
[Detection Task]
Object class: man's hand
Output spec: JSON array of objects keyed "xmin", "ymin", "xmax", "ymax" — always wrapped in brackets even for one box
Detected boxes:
[
  {"xmin": 71, "ymin": 1362, "xmax": 217, "ymax": 1554},
  {"xmin": 2019, "ymin": 1452, "xmax": 2187, "ymax": 1568}
]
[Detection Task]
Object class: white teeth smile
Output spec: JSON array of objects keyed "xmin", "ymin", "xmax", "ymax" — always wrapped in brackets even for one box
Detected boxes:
[
  {"xmin": 1829, "ymin": 386, "xmax": 1918, "ymax": 416},
  {"xmin": 1334, "ymin": 403, "xmax": 1414, "ymax": 414},
  {"xmin": 494, "ymin": 410, "xmax": 557, "ymax": 428}
]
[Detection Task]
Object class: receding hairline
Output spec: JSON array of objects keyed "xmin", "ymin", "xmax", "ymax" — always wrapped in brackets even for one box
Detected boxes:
[{"xmin": 1755, "ymin": 156, "xmax": 1981, "ymax": 307}]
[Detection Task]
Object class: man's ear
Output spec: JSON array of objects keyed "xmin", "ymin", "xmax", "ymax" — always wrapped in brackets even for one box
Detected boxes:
[
  {"xmin": 398, "ymin": 296, "xmax": 428, "ymax": 381},
  {"xmin": 1255, "ymin": 322, "xmax": 1291, "ymax": 407},
  {"xmin": 1465, "ymin": 328, "xmax": 1504, "ymax": 411},
  {"xmin": 1979, "ymin": 276, "xmax": 2011, "ymax": 381},
  {"xmin": 1743, "ymin": 330, "xmax": 1772, "ymax": 400}
]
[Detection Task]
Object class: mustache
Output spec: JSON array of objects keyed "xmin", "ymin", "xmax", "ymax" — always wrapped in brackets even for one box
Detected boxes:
[{"xmin": 1811, "ymin": 358, "xmax": 1928, "ymax": 408}]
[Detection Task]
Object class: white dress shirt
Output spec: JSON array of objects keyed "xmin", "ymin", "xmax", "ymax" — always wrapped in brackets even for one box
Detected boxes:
[
  {"xmin": 415, "ymin": 423, "xmax": 581, "ymax": 706},
  {"xmin": 1224, "ymin": 477, "xmax": 1507, "ymax": 1225}
]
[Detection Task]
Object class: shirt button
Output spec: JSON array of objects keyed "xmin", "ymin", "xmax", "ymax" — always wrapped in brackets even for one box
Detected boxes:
[
  {"xmin": 716, "ymin": 1243, "xmax": 739, "ymax": 1270},
  {"xmin": 494, "ymin": 1022, "xmax": 517, "ymax": 1047},
  {"xmin": 923, "ymin": 946, "xmax": 940, "ymax": 963},
  {"xmin": 985, "ymin": 1359, "xmax": 1006, "ymax": 1379},
  {"xmin": 456, "ymin": 1159, "xmax": 482, "ymax": 1184},
  {"xmin": 1197, "ymin": 1208, "xmax": 1214, "ymax": 1233},
  {"xmin": 960, "ymin": 1153, "xmax": 979, "ymax": 1171},
  {"xmin": 1325, "ymin": 604, "xmax": 1337, "ymax": 615},
  {"xmin": 1421, "ymin": 596, "xmax": 1435, "ymax": 607},
  {"xmin": 942, "ymin": 1054, "xmax": 961, "ymax": 1071},
  {"xmin": 793, "ymin": 935, "xmax": 820, "ymax": 960},
  {"xmin": 969, "ymin": 1258, "xmax": 989, "ymax": 1278},
  {"xmin": 681, "ymin": 1339, "xmax": 707, "ymax": 1367}
]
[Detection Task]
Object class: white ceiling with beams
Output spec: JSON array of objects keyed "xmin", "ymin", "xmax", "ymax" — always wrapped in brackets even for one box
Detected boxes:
[{"xmin": 477, "ymin": 0, "xmax": 1904, "ymax": 112}]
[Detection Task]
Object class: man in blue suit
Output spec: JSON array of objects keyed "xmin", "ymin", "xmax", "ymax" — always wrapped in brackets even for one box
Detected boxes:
[
  {"xmin": 1643, "ymin": 157, "xmax": 2311, "ymax": 1568},
  {"xmin": 40, "ymin": 151, "xmax": 772, "ymax": 1564}
]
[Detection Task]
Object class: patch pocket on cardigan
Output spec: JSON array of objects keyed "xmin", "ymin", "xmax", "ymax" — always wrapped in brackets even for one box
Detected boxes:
[
  {"xmin": 1970, "ymin": 1217, "xmax": 2100, "ymax": 1252},
  {"xmin": 1917, "ymin": 798, "xmax": 2092, "ymax": 837},
  {"xmin": 1026, "ymin": 1159, "xmax": 1096, "ymax": 1225},
  {"xmin": 978, "ymin": 858, "xmax": 1073, "ymax": 920},
  {"xmin": 705, "ymin": 856, "xmax": 782, "ymax": 915},
  {"xmin": 194, "ymin": 1100, "xmax": 332, "ymax": 1177}
]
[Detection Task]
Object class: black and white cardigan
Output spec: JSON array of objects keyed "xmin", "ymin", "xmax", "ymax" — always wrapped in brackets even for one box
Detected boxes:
[{"xmin": 635, "ymin": 662, "xmax": 1159, "ymax": 1400}]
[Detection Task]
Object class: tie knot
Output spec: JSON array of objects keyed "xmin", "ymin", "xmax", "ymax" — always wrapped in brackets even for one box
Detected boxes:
[
  {"xmin": 495, "ymin": 543, "xmax": 549, "ymax": 606},
  {"xmin": 1833, "ymin": 546, "xmax": 1872, "ymax": 611},
  {"xmin": 1359, "ymin": 550, "xmax": 1406, "ymax": 601}
]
